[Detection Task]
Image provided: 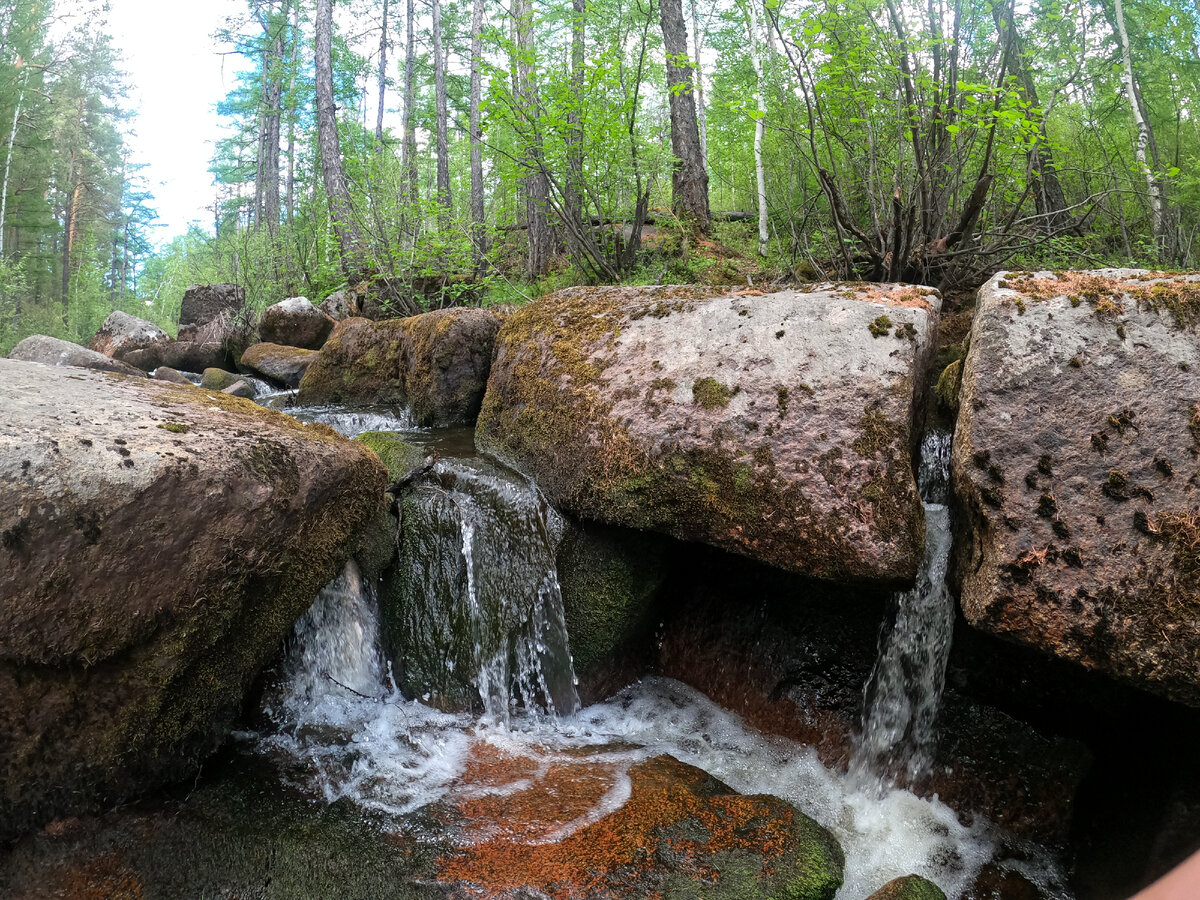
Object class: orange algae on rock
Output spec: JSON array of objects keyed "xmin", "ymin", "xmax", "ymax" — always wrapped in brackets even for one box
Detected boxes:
[{"xmin": 435, "ymin": 753, "xmax": 843, "ymax": 900}]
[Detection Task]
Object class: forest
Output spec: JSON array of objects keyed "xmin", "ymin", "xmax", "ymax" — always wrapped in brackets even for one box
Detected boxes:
[{"xmin": 0, "ymin": 0, "xmax": 1197, "ymax": 352}]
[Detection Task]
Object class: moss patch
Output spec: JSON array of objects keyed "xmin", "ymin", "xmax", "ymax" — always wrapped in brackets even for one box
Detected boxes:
[{"xmin": 693, "ymin": 377, "xmax": 736, "ymax": 410}]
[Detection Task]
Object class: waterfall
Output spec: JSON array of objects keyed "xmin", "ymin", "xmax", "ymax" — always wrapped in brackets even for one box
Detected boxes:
[
  {"xmin": 852, "ymin": 432, "xmax": 955, "ymax": 788},
  {"xmin": 389, "ymin": 456, "xmax": 580, "ymax": 723},
  {"xmin": 281, "ymin": 559, "xmax": 385, "ymax": 712}
]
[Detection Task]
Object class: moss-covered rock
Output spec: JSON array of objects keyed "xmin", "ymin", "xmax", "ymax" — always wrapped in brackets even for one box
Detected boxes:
[
  {"xmin": 557, "ymin": 519, "xmax": 673, "ymax": 695},
  {"xmin": 298, "ymin": 309, "xmax": 501, "ymax": 427},
  {"xmin": 477, "ymin": 284, "xmax": 941, "ymax": 584},
  {"xmin": 954, "ymin": 271, "xmax": 1200, "ymax": 706},
  {"xmin": 353, "ymin": 431, "xmax": 432, "ymax": 484},
  {"xmin": 200, "ymin": 366, "xmax": 243, "ymax": 391},
  {"xmin": 865, "ymin": 875, "xmax": 947, "ymax": 900},
  {"xmin": 0, "ymin": 358, "xmax": 387, "ymax": 839},
  {"xmin": 239, "ymin": 341, "xmax": 319, "ymax": 388}
]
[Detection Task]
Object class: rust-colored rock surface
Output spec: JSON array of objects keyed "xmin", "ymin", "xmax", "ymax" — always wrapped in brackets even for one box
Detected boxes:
[
  {"xmin": 954, "ymin": 270, "xmax": 1200, "ymax": 705},
  {"xmin": 298, "ymin": 309, "xmax": 501, "ymax": 426},
  {"xmin": 476, "ymin": 284, "xmax": 942, "ymax": 584},
  {"xmin": 0, "ymin": 358, "xmax": 387, "ymax": 837},
  {"xmin": 434, "ymin": 747, "xmax": 844, "ymax": 900}
]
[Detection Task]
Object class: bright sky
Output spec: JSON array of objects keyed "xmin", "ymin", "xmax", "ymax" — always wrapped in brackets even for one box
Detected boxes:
[{"xmin": 106, "ymin": 0, "xmax": 247, "ymax": 243}]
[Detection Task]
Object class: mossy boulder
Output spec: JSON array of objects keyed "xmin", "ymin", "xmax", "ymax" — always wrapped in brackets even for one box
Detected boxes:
[
  {"xmin": 9, "ymin": 334, "xmax": 148, "ymax": 378},
  {"xmin": 865, "ymin": 875, "xmax": 947, "ymax": 900},
  {"xmin": 299, "ymin": 309, "xmax": 501, "ymax": 427},
  {"xmin": 954, "ymin": 271, "xmax": 1200, "ymax": 705},
  {"xmin": 259, "ymin": 296, "xmax": 336, "ymax": 350},
  {"xmin": 200, "ymin": 366, "xmax": 244, "ymax": 391},
  {"xmin": 153, "ymin": 366, "xmax": 193, "ymax": 384},
  {"xmin": 354, "ymin": 431, "xmax": 432, "ymax": 484},
  {"xmin": 0, "ymin": 358, "xmax": 387, "ymax": 838},
  {"xmin": 240, "ymin": 341, "xmax": 319, "ymax": 389},
  {"xmin": 436, "ymin": 753, "xmax": 844, "ymax": 900},
  {"xmin": 477, "ymin": 284, "xmax": 942, "ymax": 584},
  {"xmin": 557, "ymin": 519, "xmax": 673, "ymax": 696}
]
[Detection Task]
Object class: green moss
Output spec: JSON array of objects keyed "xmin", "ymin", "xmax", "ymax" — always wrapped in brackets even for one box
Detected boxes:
[
  {"xmin": 693, "ymin": 377, "xmax": 736, "ymax": 410},
  {"xmin": 777, "ymin": 387, "xmax": 790, "ymax": 415},
  {"xmin": 157, "ymin": 422, "xmax": 190, "ymax": 434},
  {"xmin": 868, "ymin": 315, "xmax": 893, "ymax": 337},
  {"xmin": 934, "ymin": 359, "xmax": 962, "ymax": 412},
  {"xmin": 864, "ymin": 875, "xmax": 946, "ymax": 900},
  {"xmin": 354, "ymin": 431, "xmax": 430, "ymax": 483}
]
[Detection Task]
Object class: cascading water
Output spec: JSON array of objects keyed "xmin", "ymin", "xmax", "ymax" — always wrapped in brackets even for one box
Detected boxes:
[
  {"xmin": 852, "ymin": 432, "xmax": 956, "ymax": 788},
  {"xmin": 389, "ymin": 456, "xmax": 579, "ymax": 722}
]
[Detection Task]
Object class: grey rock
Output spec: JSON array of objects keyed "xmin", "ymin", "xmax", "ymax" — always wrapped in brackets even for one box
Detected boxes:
[
  {"xmin": 9, "ymin": 335, "xmax": 147, "ymax": 378},
  {"xmin": 953, "ymin": 270, "xmax": 1200, "ymax": 705},
  {"xmin": 239, "ymin": 342, "xmax": 318, "ymax": 389},
  {"xmin": 319, "ymin": 289, "xmax": 361, "ymax": 321},
  {"xmin": 180, "ymin": 283, "xmax": 246, "ymax": 328},
  {"xmin": 259, "ymin": 296, "xmax": 335, "ymax": 350},
  {"xmin": 200, "ymin": 367, "xmax": 244, "ymax": 392},
  {"xmin": 221, "ymin": 380, "xmax": 256, "ymax": 399},
  {"xmin": 476, "ymin": 284, "xmax": 941, "ymax": 584},
  {"xmin": 89, "ymin": 311, "xmax": 170, "ymax": 367},
  {"xmin": 0, "ymin": 358, "xmax": 387, "ymax": 837},
  {"xmin": 151, "ymin": 366, "xmax": 194, "ymax": 385}
]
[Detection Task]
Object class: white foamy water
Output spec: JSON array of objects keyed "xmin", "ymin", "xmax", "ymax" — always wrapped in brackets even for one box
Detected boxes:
[
  {"xmin": 288, "ymin": 405, "xmax": 418, "ymax": 437},
  {"xmin": 261, "ymin": 664, "xmax": 1034, "ymax": 899}
]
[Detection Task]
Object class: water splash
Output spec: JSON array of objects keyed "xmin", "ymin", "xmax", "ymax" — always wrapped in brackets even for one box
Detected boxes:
[
  {"xmin": 263, "ymin": 402, "xmax": 419, "ymax": 438},
  {"xmin": 852, "ymin": 431, "xmax": 956, "ymax": 788},
  {"xmin": 389, "ymin": 456, "xmax": 579, "ymax": 723}
]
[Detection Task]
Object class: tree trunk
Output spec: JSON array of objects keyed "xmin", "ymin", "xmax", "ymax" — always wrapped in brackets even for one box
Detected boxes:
[
  {"xmin": 376, "ymin": 0, "xmax": 388, "ymax": 151},
  {"xmin": 469, "ymin": 0, "xmax": 486, "ymax": 270},
  {"xmin": 658, "ymin": 0, "xmax": 710, "ymax": 234},
  {"xmin": 262, "ymin": 2, "xmax": 285, "ymax": 237},
  {"xmin": 432, "ymin": 0, "xmax": 452, "ymax": 225},
  {"xmin": 0, "ymin": 68, "xmax": 26, "ymax": 257},
  {"xmin": 514, "ymin": 0, "xmax": 553, "ymax": 277},
  {"xmin": 565, "ymin": 0, "xmax": 586, "ymax": 254},
  {"xmin": 315, "ymin": 0, "xmax": 365, "ymax": 272},
  {"xmin": 286, "ymin": 1, "xmax": 299, "ymax": 226},
  {"xmin": 400, "ymin": 0, "xmax": 419, "ymax": 235},
  {"xmin": 748, "ymin": 0, "xmax": 768, "ymax": 257},
  {"xmin": 689, "ymin": 0, "xmax": 707, "ymax": 167},
  {"xmin": 1113, "ymin": 0, "xmax": 1167, "ymax": 258},
  {"xmin": 992, "ymin": 2, "xmax": 1071, "ymax": 234}
]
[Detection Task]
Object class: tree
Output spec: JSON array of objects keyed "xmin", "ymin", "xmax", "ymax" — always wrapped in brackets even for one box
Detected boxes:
[
  {"xmin": 315, "ymin": 0, "xmax": 364, "ymax": 272},
  {"xmin": 659, "ymin": 0, "xmax": 710, "ymax": 234}
]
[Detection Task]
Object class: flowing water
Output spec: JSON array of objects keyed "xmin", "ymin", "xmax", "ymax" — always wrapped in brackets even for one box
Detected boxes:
[
  {"xmin": 852, "ymin": 432, "xmax": 956, "ymax": 788},
  {"xmin": 255, "ymin": 428, "xmax": 1066, "ymax": 899}
]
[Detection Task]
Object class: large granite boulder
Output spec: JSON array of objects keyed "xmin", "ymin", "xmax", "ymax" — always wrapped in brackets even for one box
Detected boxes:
[
  {"xmin": 179, "ymin": 283, "xmax": 245, "ymax": 329},
  {"xmin": 240, "ymin": 341, "xmax": 318, "ymax": 389},
  {"xmin": 476, "ymin": 284, "xmax": 941, "ymax": 584},
  {"xmin": 319, "ymin": 288, "xmax": 361, "ymax": 321},
  {"xmin": 88, "ymin": 311, "xmax": 170, "ymax": 365},
  {"xmin": 9, "ymin": 334, "xmax": 147, "ymax": 378},
  {"xmin": 953, "ymin": 270, "xmax": 1200, "ymax": 705},
  {"xmin": 259, "ymin": 297, "xmax": 335, "ymax": 350},
  {"xmin": 0, "ymin": 358, "xmax": 387, "ymax": 837},
  {"xmin": 299, "ymin": 309, "xmax": 502, "ymax": 427}
]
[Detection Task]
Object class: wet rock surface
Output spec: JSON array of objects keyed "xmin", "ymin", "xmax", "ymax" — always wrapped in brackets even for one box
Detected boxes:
[
  {"xmin": 868, "ymin": 875, "xmax": 948, "ymax": 900},
  {"xmin": 0, "ymin": 358, "xmax": 386, "ymax": 837},
  {"xmin": 240, "ymin": 340, "xmax": 318, "ymax": 388},
  {"xmin": 299, "ymin": 309, "xmax": 501, "ymax": 427},
  {"xmin": 953, "ymin": 270, "xmax": 1200, "ymax": 705},
  {"xmin": 9, "ymin": 334, "xmax": 147, "ymax": 377},
  {"xmin": 476, "ymin": 284, "xmax": 942, "ymax": 584},
  {"xmin": 259, "ymin": 296, "xmax": 335, "ymax": 350},
  {"xmin": 432, "ymin": 752, "xmax": 844, "ymax": 900}
]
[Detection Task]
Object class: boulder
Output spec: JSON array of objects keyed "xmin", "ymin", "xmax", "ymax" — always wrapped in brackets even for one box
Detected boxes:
[
  {"xmin": 152, "ymin": 366, "xmax": 193, "ymax": 385},
  {"xmin": 154, "ymin": 340, "xmax": 230, "ymax": 374},
  {"xmin": 354, "ymin": 431, "xmax": 434, "ymax": 485},
  {"xmin": 319, "ymin": 289, "xmax": 361, "ymax": 321},
  {"xmin": 179, "ymin": 283, "xmax": 245, "ymax": 328},
  {"xmin": 9, "ymin": 334, "xmax": 147, "ymax": 378},
  {"xmin": 557, "ymin": 519, "xmax": 673, "ymax": 699},
  {"xmin": 866, "ymin": 875, "xmax": 947, "ymax": 900},
  {"xmin": 0, "ymin": 358, "xmax": 387, "ymax": 837},
  {"xmin": 436, "ymin": 753, "xmax": 844, "ymax": 900},
  {"xmin": 477, "ymin": 284, "xmax": 941, "ymax": 584},
  {"xmin": 299, "ymin": 309, "xmax": 502, "ymax": 427},
  {"xmin": 953, "ymin": 271, "xmax": 1200, "ymax": 705},
  {"xmin": 222, "ymin": 380, "xmax": 256, "ymax": 399},
  {"xmin": 88, "ymin": 311, "xmax": 170, "ymax": 365},
  {"xmin": 259, "ymin": 296, "xmax": 335, "ymax": 350},
  {"xmin": 200, "ymin": 367, "xmax": 244, "ymax": 392},
  {"xmin": 239, "ymin": 341, "xmax": 318, "ymax": 389}
]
